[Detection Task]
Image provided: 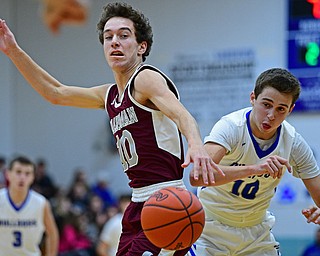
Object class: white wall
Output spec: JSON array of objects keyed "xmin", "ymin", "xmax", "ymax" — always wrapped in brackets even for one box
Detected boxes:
[
  {"xmin": 0, "ymin": 0, "xmax": 15, "ymax": 156},
  {"xmin": 1, "ymin": 0, "xmax": 320, "ymax": 241}
]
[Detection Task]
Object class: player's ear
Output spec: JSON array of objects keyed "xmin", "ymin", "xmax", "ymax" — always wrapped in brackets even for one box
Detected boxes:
[
  {"xmin": 250, "ymin": 91, "xmax": 255, "ymax": 105},
  {"xmin": 288, "ymin": 103, "xmax": 295, "ymax": 115},
  {"xmin": 138, "ymin": 41, "xmax": 147, "ymax": 55}
]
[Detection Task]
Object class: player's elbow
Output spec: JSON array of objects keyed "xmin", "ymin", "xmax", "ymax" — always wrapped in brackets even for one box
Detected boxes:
[
  {"xmin": 48, "ymin": 96, "xmax": 65, "ymax": 106},
  {"xmin": 44, "ymin": 87, "xmax": 67, "ymax": 106}
]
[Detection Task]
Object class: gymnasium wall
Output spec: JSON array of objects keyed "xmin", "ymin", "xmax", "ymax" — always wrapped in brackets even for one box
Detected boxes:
[{"xmin": 0, "ymin": 1, "xmax": 319, "ymax": 254}]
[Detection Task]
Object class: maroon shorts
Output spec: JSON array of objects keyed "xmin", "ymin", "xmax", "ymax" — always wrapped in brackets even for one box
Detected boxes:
[{"xmin": 116, "ymin": 201, "xmax": 190, "ymax": 256}]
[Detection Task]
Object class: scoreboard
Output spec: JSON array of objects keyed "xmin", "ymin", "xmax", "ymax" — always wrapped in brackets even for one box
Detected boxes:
[{"xmin": 287, "ymin": 0, "xmax": 320, "ymax": 111}]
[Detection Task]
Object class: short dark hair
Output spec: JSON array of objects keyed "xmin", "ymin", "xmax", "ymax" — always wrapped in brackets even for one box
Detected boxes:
[
  {"xmin": 8, "ymin": 156, "xmax": 35, "ymax": 172},
  {"xmin": 254, "ymin": 68, "xmax": 301, "ymax": 106},
  {"xmin": 97, "ymin": 2, "xmax": 153, "ymax": 62}
]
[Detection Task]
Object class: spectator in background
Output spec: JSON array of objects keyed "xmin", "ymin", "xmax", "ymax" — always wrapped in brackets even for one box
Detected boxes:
[
  {"xmin": 86, "ymin": 194, "xmax": 108, "ymax": 247},
  {"xmin": 91, "ymin": 177, "xmax": 117, "ymax": 210},
  {"xmin": 51, "ymin": 188, "xmax": 70, "ymax": 215},
  {"xmin": 302, "ymin": 227, "xmax": 320, "ymax": 256},
  {"xmin": 0, "ymin": 156, "xmax": 7, "ymax": 188},
  {"xmin": 67, "ymin": 181, "xmax": 90, "ymax": 213},
  {"xmin": 58, "ymin": 211, "xmax": 94, "ymax": 256},
  {"xmin": 32, "ymin": 158, "xmax": 58, "ymax": 199},
  {"xmin": 70, "ymin": 167, "xmax": 91, "ymax": 191},
  {"xmin": 96, "ymin": 194, "xmax": 131, "ymax": 256}
]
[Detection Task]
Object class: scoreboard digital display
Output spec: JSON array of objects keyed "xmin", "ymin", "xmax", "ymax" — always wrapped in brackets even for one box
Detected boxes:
[
  {"xmin": 288, "ymin": 0, "xmax": 320, "ymax": 68},
  {"xmin": 287, "ymin": 0, "xmax": 320, "ymax": 111}
]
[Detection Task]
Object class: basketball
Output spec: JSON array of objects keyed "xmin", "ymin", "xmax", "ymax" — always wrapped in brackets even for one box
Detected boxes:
[{"xmin": 141, "ymin": 186, "xmax": 205, "ymax": 251}]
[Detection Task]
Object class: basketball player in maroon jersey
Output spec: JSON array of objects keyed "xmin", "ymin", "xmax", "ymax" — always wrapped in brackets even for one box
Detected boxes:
[{"xmin": 0, "ymin": 2, "xmax": 223, "ymax": 255}]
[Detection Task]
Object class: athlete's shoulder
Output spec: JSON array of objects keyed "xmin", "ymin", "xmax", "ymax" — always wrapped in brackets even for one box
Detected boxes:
[
  {"xmin": 29, "ymin": 189, "xmax": 47, "ymax": 203},
  {"xmin": 281, "ymin": 120, "xmax": 296, "ymax": 137},
  {"xmin": 136, "ymin": 64, "xmax": 171, "ymax": 81},
  {"xmin": 134, "ymin": 64, "xmax": 179, "ymax": 99},
  {"xmin": 0, "ymin": 188, "xmax": 6, "ymax": 199},
  {"xmin": 139, "ymin": 63, "xmax": 162, "ymax": 72},
  {"xmin": 221, "ymin": 107, "xmax": 251, "ymax": 127}
]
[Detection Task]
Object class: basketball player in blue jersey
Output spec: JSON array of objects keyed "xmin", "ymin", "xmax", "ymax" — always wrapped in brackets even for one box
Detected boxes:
[
  {"xmin": 188, "ymin": 68, "xmax": 320, "ymax": 256},
  {"xmin": 0, "ymin": 2, "xmax": 223, "ymax": 255},
  {"xmin": 0, "ymin": 156, "xmax": 58, "ymax": 256}
]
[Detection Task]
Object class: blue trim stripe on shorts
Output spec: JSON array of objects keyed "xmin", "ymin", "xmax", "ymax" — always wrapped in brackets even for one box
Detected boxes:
[{"xmin": 188, "ymin": 244, "xmax": 197, "ymax": 256}]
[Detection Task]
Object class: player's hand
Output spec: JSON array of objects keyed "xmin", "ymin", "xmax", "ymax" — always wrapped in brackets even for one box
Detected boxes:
[
  {"xmin": 256, "ymin": 155, "xmax": 291, "ymax": 179},
  {"xmin": 302, "ymin": 206, "xmax": 320, "ymax": 224},
  {"xmin": 182, "ymin": 144, "xmax": 224, "ymax": 185},
  {"xmin": 0, "ymin": 19, "xmax": 18, "ymax": 55}
]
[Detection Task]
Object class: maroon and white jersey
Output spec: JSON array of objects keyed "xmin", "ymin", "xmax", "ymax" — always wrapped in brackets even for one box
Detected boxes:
[{"xmin": 106, "ymin": 64, "xmax": 184, "ymax": 188}]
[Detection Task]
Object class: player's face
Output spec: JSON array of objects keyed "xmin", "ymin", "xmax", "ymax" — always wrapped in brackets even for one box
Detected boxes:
[
  {"xmin": 249, "ymin": 86, "xmax": 294, "ymax": 140},
  {"xmin": 7, "ymin": 162, "xmax": 34, "ymax": 191},
  {"xmin": 102, "ymin": 17, "xmax": 147, "ymax": 71}
]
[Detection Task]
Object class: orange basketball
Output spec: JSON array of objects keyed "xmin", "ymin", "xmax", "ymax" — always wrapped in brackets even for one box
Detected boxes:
[{"xmin": 141, "ymin": 186, "xmax": 205, "ymax": 251}]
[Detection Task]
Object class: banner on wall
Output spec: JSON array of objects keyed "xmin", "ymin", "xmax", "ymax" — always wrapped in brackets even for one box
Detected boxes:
[{"xmin": 169, "ymin": 48, "xmax": 256, "ymax": 136}]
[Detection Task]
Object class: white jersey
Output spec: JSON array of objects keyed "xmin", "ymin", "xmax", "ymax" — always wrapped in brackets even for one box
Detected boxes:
[
  {"xmin": 0, "ymin": 188, "xmax": 46, "ymax": 256},
  {"xmin": 200, "ymin": 107, "xmax": 320, "ymax": 227}
]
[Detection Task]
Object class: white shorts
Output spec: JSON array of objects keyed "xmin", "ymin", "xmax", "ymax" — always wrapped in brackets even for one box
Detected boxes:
[{"xmin": 187, "ymin": 211, "xmax": 280, "ymax": 256}]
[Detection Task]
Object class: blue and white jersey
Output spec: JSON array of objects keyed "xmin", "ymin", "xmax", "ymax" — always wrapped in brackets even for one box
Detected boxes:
[
  {"xmin": 199, "ymin": 107, "xmax": 319, "ymax": 226},
  {"xmin": 0, "ymin": 188, "xmax": 46, "ymax": 256}
]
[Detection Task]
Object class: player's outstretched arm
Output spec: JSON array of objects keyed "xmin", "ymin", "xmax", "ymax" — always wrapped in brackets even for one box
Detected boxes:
[
  {"xmin": 302, "ymin": 175, "xmax": 320, "ymax": 224},
  {"xmin": 190, "ymin": 142, "xmax": 292, "ymax": 186},
  {"xmin": 133, "ymin": 69, "xmax": 224, "ymax": 184},
  {"xmin": 0, "ymin": 19, "xmax": 107, "ymax": 109}
]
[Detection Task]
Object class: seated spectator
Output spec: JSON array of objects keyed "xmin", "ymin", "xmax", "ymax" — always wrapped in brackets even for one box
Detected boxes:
[
  {"xmin": 96, "ymin": 194, "xmax": 131, "ymax": 256},
  {"xmin": 67, "ymin": 181, "xmax": 90, "ymax": 213},
  {"xmin": 52, "ymin": 189, "xmax": 73, "ymax": 227},
  {"xmin": 58, "ymin": 211, "xmax": 94, "ymax": 256},
  {"xmin": 32, "ymin": 158, "xmax": 57, "ymax": 199},
  {"xmin": 91, "ymin": 177, "xmax": 117, "ymax": 210},
  {"xmin": 86, "ymin": 194, "xmax": 108, "ymax": 246},
  {"xmin": 68, "ymin": 167, "xmax": 91, "ymax": 191}
]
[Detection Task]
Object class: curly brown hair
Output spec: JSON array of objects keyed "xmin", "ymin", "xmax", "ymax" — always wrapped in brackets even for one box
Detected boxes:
[{"xmin": 97, "ymin": 2, "xmax": 153, "ymax": 62}]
